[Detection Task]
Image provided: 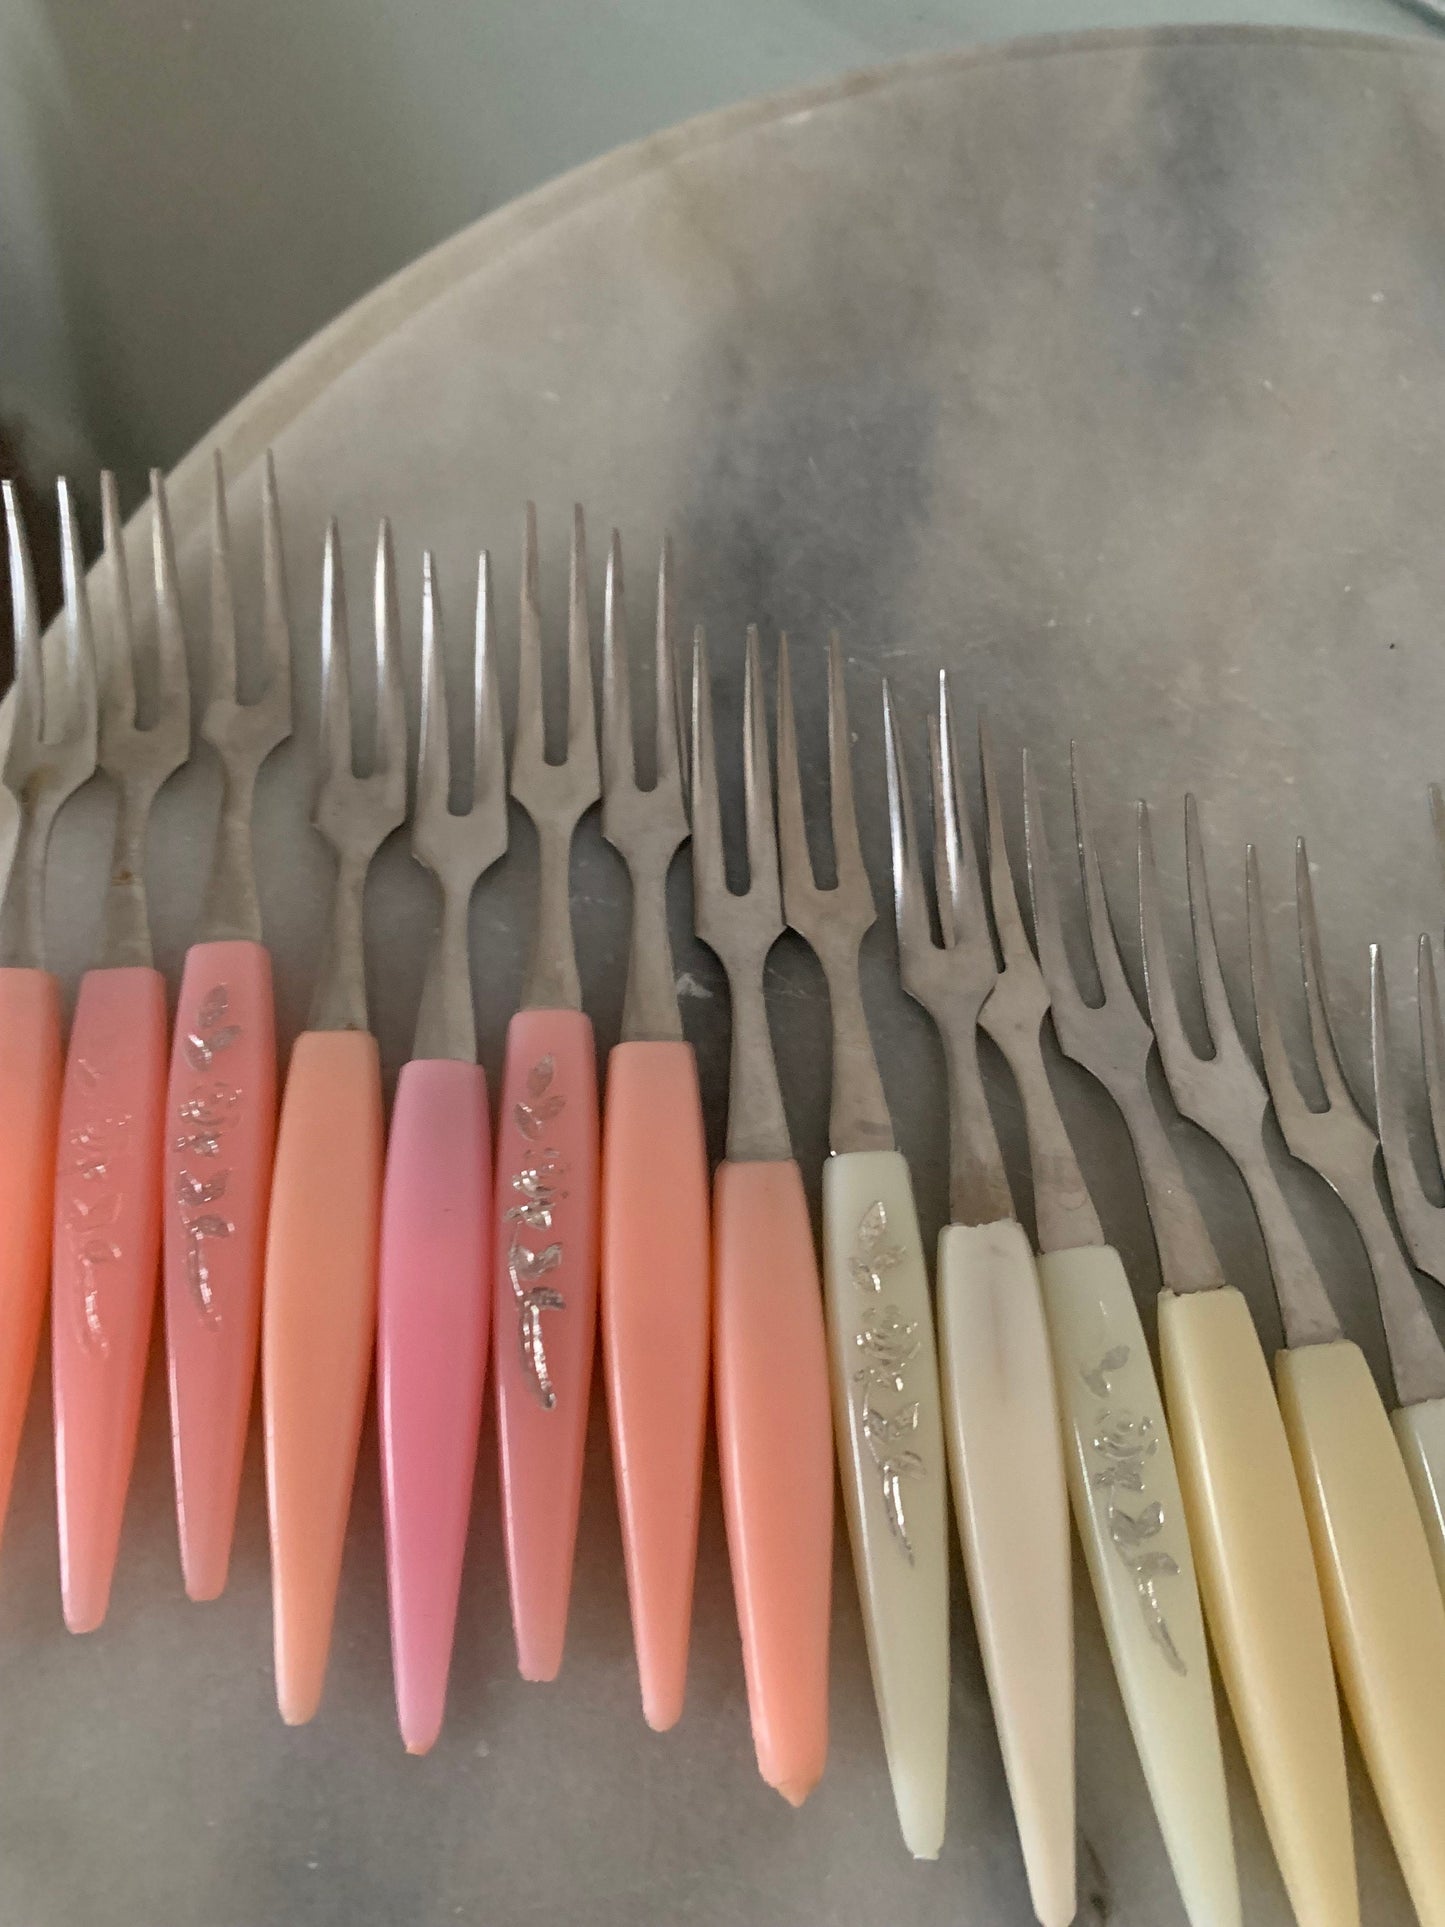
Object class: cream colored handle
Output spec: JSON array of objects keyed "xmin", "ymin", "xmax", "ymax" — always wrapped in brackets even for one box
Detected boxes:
[
  {"xmin": 1392, "ymin": 1395, "xmax": 1445, "ymax": 1603},
  {"xmin": 1039, "ymin": 1245, "xmax": 1239, "ymax": 1927},
  {"xmin": 1159, "ymin": 1287, "xmax": 1357, "ymax": 1927},
  {"xmin": 822, "ymin": 1150, "xmax": 948, "ymax": 1861},
  {"xmin": 937, "ymin": 1218, "xmax": 1073, "ymax": 1927},
  {"xmin": 1277, "ymin": 1341, "xmax": 1445, "ymax": 1927}
]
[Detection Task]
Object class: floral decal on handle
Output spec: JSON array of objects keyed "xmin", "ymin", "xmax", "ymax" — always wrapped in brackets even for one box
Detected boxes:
[
  {"xmin": 173, "ymin": 986, "xmax": 240, "ymax": 1324},
  {"xmin": 850, "ymin": 1200, "xmax": 925, "ymax": 1562},
  {"xmin": 61, "ymin": 1057, "xmax": 131, "ymax": 1356},
  {"xmin": 505, "ymin": 1056, "xmax": 569, "ymax": 1409},
  {"xmin": 1082, "ymin": 1343, "xmax": 1186, "ymax": 1676}
]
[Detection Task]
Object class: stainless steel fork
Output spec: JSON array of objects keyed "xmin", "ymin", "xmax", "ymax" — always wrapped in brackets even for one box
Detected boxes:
[
  {"xmin": 0, "ymin": 480, "xmax": 95, "ymax": 1564},
  {"xmin": 691, "ymin": 625, "xmax": 832, "ymax": 1809},
  {"xmin": 52, "ymin": 470, "xmax": 190, "ymax": 1638},
  {"xmin": 597, "ymin": 534, "xmax": 711, "ymax": 1735},
  {"xmin": 491, "ymin": 505, "xmax": 601, "ymax": 1687},
  {"xmin": 377, "ymin": 545, "xmax": 507, "ymax": 1755},
  {"xmin": 263, "ymin": 517, "xmax": 406, "ymax": 1727},
  {"xmin": 777, "ymin": 638, "xmax": 947, "ymax": 1862}
]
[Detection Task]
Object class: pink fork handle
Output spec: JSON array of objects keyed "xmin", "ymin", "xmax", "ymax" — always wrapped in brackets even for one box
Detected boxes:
[
  {"xmin": 378, "ymin": 1057, "xmax": 492, "ymax": 1754},
  {"xmin": 713, "ymin": 1158, "xmax": 833, "ymax": 1807},
  {"xmin": 0, "ymin": 969, "xmax": 63, "ymax": 1546},
  {"xmin": 263, "ymin": 1029, "xmax": 384, "ymax": 1725},
  {"xmin": 163, "ymin": 940, "xmax": 277, "ymax": 1602},
  {"xmin": 52, "ymin": 966, "xmax": 168, "ymax": 1634},
  {"xmin": 601, "ymin": 1039, "xmax": 711, "ymax": 1732},
  {"xmin": 492, "ymin": 1006, "xmax": 599, "ymax": 1682}
]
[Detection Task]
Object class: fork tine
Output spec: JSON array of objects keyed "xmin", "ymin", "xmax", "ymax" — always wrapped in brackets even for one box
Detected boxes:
[
  {"xmin": 516, "ymin": 503, "xmax": 543, "ymax": 772},
  {"xmin": 743, "ymin": 626, "xmax": 779, "ymax": 906},
  {"xmin": 1431, "ymin": 784, "xmax": 1445, "ymax": 882},
  {"xmin": 882, "ymin": 680, "xmax": 930, "ymax": 957},
  {"xmin": 1072, "ymin": 747, "xmax": 1136, "ymax": 1008},
  {"xmin": 57, "ymin": 479, "xmax": 98, "ymax": 748},
  {"xmin": 826, "ymin": 635, "xmax": 867, "ymax": 895},
  {"xmin": 318, "ymin": 521, "xmax": 352, "ymax": 787},
  {"xmin": 936, "ymin": 674, "xmax": 989, "ymax": 953},
  {"xmin": 474, "ymin": 548, "xmax": 502, "ymax": 800},
  {"xmin": 3, "ymin": 481, "xmax": 41, "ymax": 749},
  {"xmin": 209, "ymin": 454, "xmax": 238, "ymax": 708},
  {"xmin": 774, "ymin": 632, "xmax": 812, "ymax": 897},
  {"xmin": 260, "ymin": 451, "xmax": 292, "ymax": 711},
  {"xmin": 601, "ymin": 530, "xmax": 632, "ymax": 796},
  {"xmin": 416, "ymin": 551, "xmax": 449, "ymax": 825},
  {"xmin": 1294, "ymin": 839, "xmax": 1358, "ymax": 1114},
  {"xmin": 567, "ymin": 504, "xmax": 595, "ymax": 764},
  {"xmin": 149, "ymin": 470, "xmax": 188, "ymax": 715},
  {"xmin": 1184, "ymin": 796, "xmax": 1248, "ymax": 1061},
  {"xmin": 99, "ymin": 472, "xmax": 136, "ymax": 730},
  {"xmin": 372, "ymin": 520, "xmax": 405, "ymax": 779},
  {"xmin": 1137, "ymin": 799, "xmax": 1205, "ymax": 1072},
  {"xmin": 1370, "ymin": 945, "xmax": 1441, "ymax": 1273},
  {"xmin": 977, "ymin": 710, "xmax": 1031, "ymax": 967},
  {"xmin": 1245, "ymin": 842, "xmax": 1311, "ymax": 1130},
  {"xmin": 1021, "ymin": 748, "xmax": 1084, "ymax": 1019},
  {"xmin": 1418, "ymin": 935, "xmax": 1445, "ymax": 1183},
  {"xmin": 654, "ymin": 539, "xmax": 683, "ymax": 797},
  {"xmin": 689, "ymin": 624, "xmax": 724, "ymax": 905}
]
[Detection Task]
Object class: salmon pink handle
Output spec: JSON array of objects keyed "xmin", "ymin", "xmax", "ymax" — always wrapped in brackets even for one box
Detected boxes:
[
  {"xmin": 52, "ymin": 966, "xmax": 168, "ymax": 1634},
  {"xmin": 713, "ymin": 1157, "xmax": 833, "ymax": 1807},
  {"xmin": 262, "ymin": 1029, "xmax": 384, "ymax": 1725},
  {"xmin": 162, "ymin": 939, "xmax": 277, "ymax": 1602},
  {"xmin": 600, "ymin": 1039, "xmax": 710, "ymax": 1732},
  {"xmin": 378, "ymin": 1056, "xmax": 492, "ymax": 1754},
  {"xmin": 492, "ymin": 1006, "xmax": 599, "ymax": 1683},
  {"xmin": 0, "ymin": 968, "xmax": 63, "ymax": 1545}
]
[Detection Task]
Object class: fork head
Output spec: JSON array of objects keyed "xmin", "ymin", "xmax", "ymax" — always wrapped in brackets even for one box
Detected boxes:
[
  {"xmin": 203, "ymin": 450, "xmax": 292, "ymax": 772},
  {"xmin": 95, "ymin": 470, "xmax": 190, "ymax": 796},
  {"xmin": 313, "ymin": 517, "xmax": 408, "ymax": 862},
  {"xmin": 1371, "ymin": 937, "xmax": 1445, "ymax": 1286}
]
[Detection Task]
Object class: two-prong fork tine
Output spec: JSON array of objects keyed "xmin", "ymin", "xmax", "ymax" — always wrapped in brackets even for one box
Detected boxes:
[{"xmin": 1373, "ymin": 937, "xmax": 1445, "ymax": 1287}]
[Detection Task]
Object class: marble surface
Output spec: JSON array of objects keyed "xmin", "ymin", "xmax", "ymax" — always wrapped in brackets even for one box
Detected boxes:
[{"xmin": 12, "ymin": 26, "xmax": 1445, "ymax": 1925}]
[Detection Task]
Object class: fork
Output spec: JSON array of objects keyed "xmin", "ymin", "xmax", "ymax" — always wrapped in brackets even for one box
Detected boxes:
[
  {"xmin": 1028, "ymin": 762, "xmax": 1355, "ymax": 1927},
  {"xmin": 598, "ymin": 535, "xmax": 710, "ymax": 1734},
  {"xmin": 52, "ymin": 471, "xmax": 189, "ymax": 1635},
  {"xmin": 883, "ymin": 681, "xmax": 1072, "ymax": 1922},
  {"xmin": 974, "ymin": 718, "xmax": 1238, "ymax": 1927},
  {"xmin": 162, "ymin": 452, "xmax": 291, "ymax": 1605},
  {"xmin": 377, "ymin": 548, "xmax": 506, "ymax": 1754},
  {"xmin": 263, "ymin": 518, "xmax": 405, "ymax": 1724},
  {"xmin": 491, "ymin": 504, "xmax": 601, "ymax": 1684},
  {"xmin": 692, "ymin": 625, "xmax": 832, "ymax": 1808},
  {"xmin": 1240, "ymin": 835, "xmax": 1445, "ymax": 1918},
  {"xmin": 1371, "ymin": 934, "xmax": 1445, "ymax": 1591},
  {"xmin": 776, "ymin": 639, "xmax": 947, "ymax": 1860},
  {"xmin": 0, "ymin": 482, "xmax": 97, "ymax": 1553}
]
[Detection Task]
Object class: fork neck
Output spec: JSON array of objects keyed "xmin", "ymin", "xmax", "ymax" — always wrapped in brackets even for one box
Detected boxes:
[
  {"xmin": 411, "ymin": 878, "xmax": 476, "ymax": 1062},
  {"xmin": 198, "ymin": 754, "xmax": 263, "ymax": 945},
  {"xmin": 1233, "ymin": 1140, "xmax": 1342, "ymax": 1352},
  {"xmin": 620, "ymin": 862, "xmax": 682, "ymax": 1044},
  {"xmin": 95, "ymin": 772, "xmax": 162, "ymax": 969},
  {"xmin": 812, "ymin": 943, "xmax": 893, "ymax": 1156},
  {"xmin": 981, "ymin": 1004, "xmax": 1104, "ymax": 1252},
  {"xmin": 1111, "ymin": 1080, "xmax": 1226, "ymax": 1295},
  {"xmin": 723, "ymin": 954, "xmax": 792, "ymax": 1164},
  {"xmin": 0, "ymin": 801, "xmax": 55, "ymax": 969},
  {"xmin": 522, "ymin": 817, "xmax": 582, "ymax": 1011},
  {"xmin": 307, "ymin": 845, "xmax": 372, "ymax": 1032},
  {"xmin": 934, "ymin": 1014, "xmax": 1014, "ymax": 1227}
]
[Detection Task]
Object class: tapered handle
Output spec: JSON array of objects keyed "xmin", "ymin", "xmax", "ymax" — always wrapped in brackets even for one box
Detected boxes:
[
  {"xmin": 1039, "ymin": 1245, "xmax": 1239, "ymax": 1927},
  {"xmin": 52, "ymin": 966, "xmax": 168, "ymax": 1635},
  {"xmin": 1393, "ymin": 1396, "xmax": 1445, "ymax": 1602},
  {"xmin": 713, "ymin": 1158, "xmax": 832, "ymax": 1808},
  {"xmin": 1276, "ymin": 1341, "xmax": 1445, "ymax": 1926},
  {"xmin": 492, "ymin": 1008, "xmax": 599, "ymax": 1683},
  {"xmin": 821, "ymin": 1150, "xmax": 948, "ymax": 1860},
  {"xmin": 600, "ymin": 1039, "xmax": 710, "ymax": 1733},
  {"xmin": 378, "ymin": 1057, "xmax": 492, "ymax": 1754},
  {"xmin": 1159, "ymin": 1288, "xmax": 1357, "ymax": 1927},
  {"xmin": 0, "ymin": 969, "xmax": 63, "ymax": 1547},
  {"xmin": 938, "ymin": 1219, "xmax": 1074, "ymax": 1927},
  {"xmin": 163, "ymin": 940, "xmax": 277, "ymax": 1602},
  {"xmin": 262, "ymin": 1029, "xmax": 384, "ymax": 1725}
]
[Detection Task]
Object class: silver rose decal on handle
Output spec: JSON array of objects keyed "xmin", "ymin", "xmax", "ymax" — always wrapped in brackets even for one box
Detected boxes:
[
  {"xmin": 850, "ymin": 1199, "xmax": 925, "ymax": 1562},
  {"xmin": 506, "ymin": 1056, "xmax": 569, "ymax": 1408},
  {"xmin": 173, "ymin": 985, "xmax": 240, "ymax": 1323}
]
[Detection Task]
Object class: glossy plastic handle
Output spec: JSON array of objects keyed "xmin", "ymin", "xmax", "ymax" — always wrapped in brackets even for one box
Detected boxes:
[
  {"xmin": 378, "ymin": 1057, "xmax": 492, "ymax": 1754},
  {"xmin": 1277, "ymin": 1340, "xmax": 1445, "ymax": 1925},
  {"xmin": 0, "ymin": 969, "xmax": 63, "ymax": 1546},
  {"xmin": 1159, "ymin": 1287, "xmax": 1357, "ymax": 1927},
  {"xmin": 52, "ymin": 966, "xmax": 169, "ymax": 1634},
  {"xmin": 713, "ymin": 1157, "xmax": 833, "ymax": 1808},
  {"xmin": 492, "ymin": 1007, "xmax": 599, "ymax": 1683},
  {"xmin": 938, "ymin": 1219, "xmax": 1074, "ymax": 1927},
  {"xmin": 1393, "ymin": 1396, "xmax": 1445, "ymax": 1601},
  {"xmin": 821, "ymin": 1149, "xmax": 948, "ymax": 1860},
  {"xmin": 163, "ymin": 939, "xmax": 277, "ymax": 1602},
  {"xmin": 263, "ymin": 1029, "xmax": 384, "ymax": 1725},
  {"xmin": 600, "ymin": 1039, "xmax": 710, "ymax": 1733},
  {"xmin": 1039, "ymin": 1244, "xmax": 1240, "ymax": 1927}
]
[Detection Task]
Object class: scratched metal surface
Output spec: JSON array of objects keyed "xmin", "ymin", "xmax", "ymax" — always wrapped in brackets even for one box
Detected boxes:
[{"xmin": 9, "ymin": 26, "xmax": 1445, "ymax": 1925}]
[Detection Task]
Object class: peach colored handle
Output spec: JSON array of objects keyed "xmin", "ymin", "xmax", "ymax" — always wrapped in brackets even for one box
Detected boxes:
[
  {"xmin": 263, "ymin": 1029, "xmax": 384, "ymax": 1725},
  {"xmin": 600, "ymin": 1039, "xmax": 710, "ymax": 1732},
  {"xmin": 0, "ymin": 969, "xmax": 63, "ymax": 1548},
  {"xmin": 713, "ymin": 1158, "xmax": 833, "ymax": 1807},
  {"xmin": 52, "ymin": 966, "xmax": 168, "ymax": 1634},
  {"xmin": 378, "ymin": 1057, "xmax": 491, "ymax": 1755},
  {"xmin": 162, "ymin": 940, "xmax": 277, "ymax": 1602},
  {"xmin": 492, "ymin": 1007, "xmax": 599, "ymax": 1682}
]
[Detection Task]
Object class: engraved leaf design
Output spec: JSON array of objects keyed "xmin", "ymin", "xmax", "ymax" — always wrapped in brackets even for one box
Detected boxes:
[
  {"xmin": 1133, "ymin": 1550, "xmax": 1180, "ymax": 1579},
  {"xmin": 1109, "ymin": 1502, "xmax": 1165, "ymax": 1549},
  {"xmin": 176, "ymin": 1170, "xmax": 229, "ymax": 1207},
  {"xmin": 71, "ymin": 1192, "xmax": 122, "ymax": 1227},
  {"xmin": 526, "ymin": 1056, "xmax": 555, "ymax": 1099},
  {"xmin": 189, "ymin": 1214, "xmax": 233, "ymax": 1241},
  {"xmin": 197, "ymin": 986, "xmax": 230, "ymax": 1029},
  {"xmin": 1081, "ymin": 1342, "xmax": 1132, "ymax": 1397},
  {"xmin": 857, "ymin": 1200, "xmax": 889, "ymax": 1251},
  {"xmin": 511, "ymin": 1242, "xmax": 562, "ymax": 1284}
]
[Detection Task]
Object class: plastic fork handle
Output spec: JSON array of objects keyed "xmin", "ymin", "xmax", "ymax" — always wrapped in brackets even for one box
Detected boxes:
[
  {"xmin": 162, "ymin": 940, "xmax": 277, "ymax": 1603},
  {"xmin": 1038, "ymin": 1245, "xmax": 1240, "ymax": 1927},
  {"xmin": 377, "ymin": 1057, "xmax": 491, "ymax": 1755},
  {"xmin": 52, "ymin": 966, "xmax": 168, "ymax": 1635},
  {"xmin": 938, "ymin": 1220, "xmax": 1074, "ymax": 1926},
  {"xmin": 822, "ymin": 1150, "xmax": 948, "ymax": 1859},
  {"xmin": 600, "ymin": 1039, "xmax": 710, "ymax": 1733},
  {"xmin": 1393, "ymin": 1396, "xmax": 1445, "ymax": 1601},
  {"xmin": 1159, "ymin": 1288, "xmax": 1358, "ymax": 1927},
  {"xmin": 262, "ymin": 1029, "xmax": 384, "ymax": 1725},
  {"xmin": 1276, "ymin": 1340, "xmax": 1445, "ymax": 1926},
  {"xmin": 492, "ymin": 1007, "xmax": 599, "ymax": 1683},
  {"xmin": 0, "ymin": 969, "xmax": 63, "ymax": 1550},
  {"xmin": 713, "ymin": 1157, "xmax": 833, "ymax": 1807}
]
